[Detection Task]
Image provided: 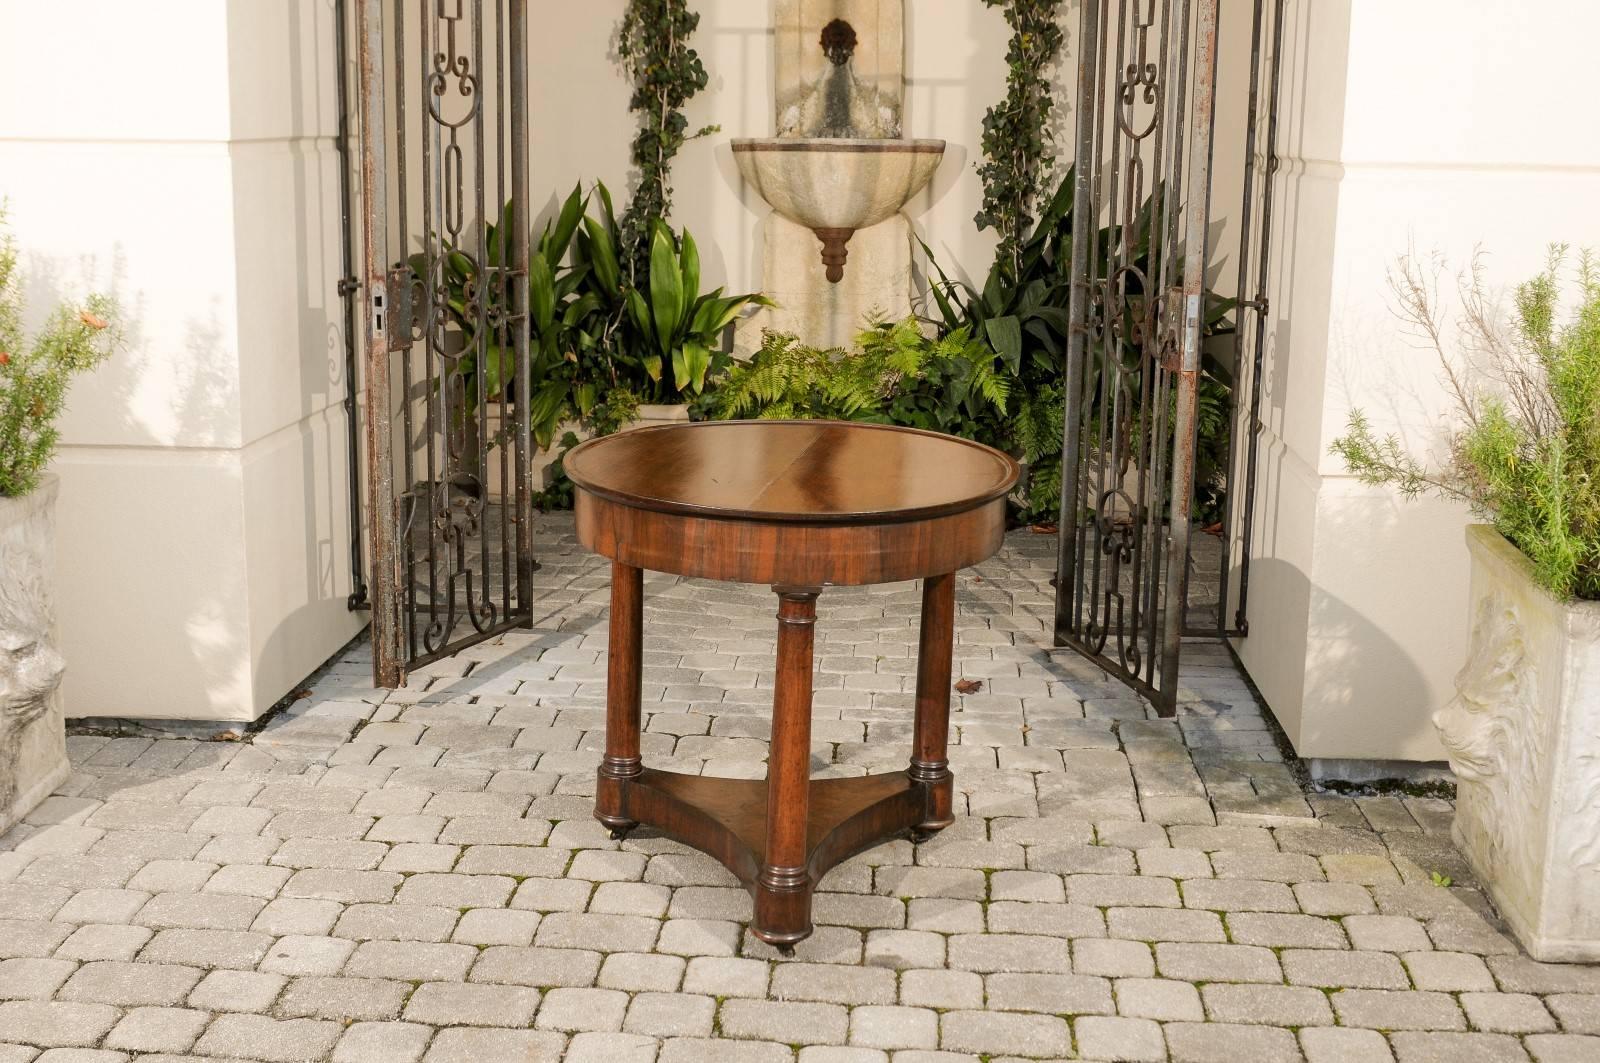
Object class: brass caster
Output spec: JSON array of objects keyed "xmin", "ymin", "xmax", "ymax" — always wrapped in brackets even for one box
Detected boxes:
[
  {"xmin": 609, "ymin": 827, "xmax": 633, "ymax": 841},
  {"xmin": 777, "ymin": 944, "xmax": 796, "ymax": 958}
]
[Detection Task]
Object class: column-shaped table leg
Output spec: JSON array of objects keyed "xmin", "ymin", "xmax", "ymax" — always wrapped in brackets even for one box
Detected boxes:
[
  {"xmin": 755, "ymin": 586, "xmax": 820, "ymax": 949},
  {"xmin": 911, "ymin": 572, "xmax": 956, "ymax": 835},
  {"xmin": 596, "ymin": 561, "xmax": 643, "ymax": 838}
]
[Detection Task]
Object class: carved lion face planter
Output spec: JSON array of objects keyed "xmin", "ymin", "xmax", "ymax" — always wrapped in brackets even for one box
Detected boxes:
[
  {"xmin": 0, "ymin": 476, "xmax": 70, "ymax": 835},
  {"xmin": 1436, "ymin": 525, "xmax": 1600, "ymax": 962}
]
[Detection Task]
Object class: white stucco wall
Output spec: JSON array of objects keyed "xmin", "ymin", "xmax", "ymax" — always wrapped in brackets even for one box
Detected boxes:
[
  {"xmin": 0, "ymin": 2, "xmax": 364, "ymax": 722},
  {"xmin": 1236, "ymin": 0, "xmax": 1600, "ymax": 764}
]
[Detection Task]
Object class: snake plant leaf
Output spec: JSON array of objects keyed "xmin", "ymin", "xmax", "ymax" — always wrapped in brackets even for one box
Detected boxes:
[
  {"xmin": 479, "ymin": 343, "xmax": 506, "ymax": 400},
  {"xmin": 576, "ymin": 381, "xmax": 597, "ymax": 417},
  {"xmin": 487, "ymin": 198, "xmax": 513, "ymax": 267},
  {"xmin": 543, "ymin": 184, "xmax": 586, "ymax": 264},
  {"xmin": 678, "ymin": 338, "xmax": 714, "ymax": 395},
  {"xmin": 688, "ymin": 288, "xmax": 726, "ymax": 334},
  {"xmin": 554, "ymin": 265, "xmax": 587, "ymax": 302},
  {"xmin": 528, "ymin": 252, "xmax": 556, "ymax": 335},
  {"xmin": 594, "ymin": 181, "xmax": 617, "ymax": 232},
  {"xmin": 680, "ymin": 227, "xmax": 701, "ymax": 312},
  {"xmin": 447, "ymin": 251, "xmax": 475, "ymax": 281},
  {"xmin": 649, "ymin": 223, "xmax": 684, "ymax": 357},
  {"xmin": 583, "ymin": 217, "xmax": 620, "ymax": 297},
  {"xmin": 984, "ymin": 315, "xmax": 1024, "ymax": 375},
  {"xmin": 563, "ymin": 292, "xmax": 601, "ymax": 327},
  {"xmin": 982, "ymin": 263, "xmax": 1009, "ymax": 316},
  {"xmin": 625, "ymin": 286, "xmax": 655, "ymax": 349},
  {"xmin": 529, "ymin": 380, "xmax": 568, "ymax": 450}
]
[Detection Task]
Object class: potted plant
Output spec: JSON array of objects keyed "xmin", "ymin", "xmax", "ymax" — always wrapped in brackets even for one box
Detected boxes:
[
  {"xmin": 573, "ymin": 184, "xmax": 770, "ymax": 430},
  {"xmin": 1333, "ymin": 246, "xmax": 1600, "ymax": 961},
  {"xmin": 0, "ymin": 211, "xmax": 116, "ymax": 833}
]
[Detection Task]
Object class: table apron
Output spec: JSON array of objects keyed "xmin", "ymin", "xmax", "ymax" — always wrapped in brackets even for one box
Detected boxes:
[{"xmin": 575, "ymin": 491, "xmax": 1008, "ymax": 586}]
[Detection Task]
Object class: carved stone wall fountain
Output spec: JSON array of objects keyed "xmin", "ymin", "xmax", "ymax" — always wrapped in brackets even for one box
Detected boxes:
[{"xmin": 733, "ymin": 0, "xmax": 944, "ymax": 349}]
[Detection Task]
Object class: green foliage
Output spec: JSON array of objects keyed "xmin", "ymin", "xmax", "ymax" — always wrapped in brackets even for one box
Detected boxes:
[
  {"xmin": 617, "ymin": 0, "xmax": 719, "ymax": 281},
  {"xmin": 924, "ymin": 167, "xmax": 1236, "ymax": 525},
  {"xmin": 1332, "ymin": 247, "xmax": 1600, "ymax": 601},
  {"xmin": 622, "ymin": 220, "xmax": 774, "ymax": 398},
  {"xmin": 425, "ymin": 182, "xmax": 769, "ymax": 461},
  {"xmin": 574, "ymin": 185, "xmax": 770, "ymax": 402},
  {"xmin": 414, "ymin": 185, "xmax": 625, "ymax": 452},
  {"xmin": 0, "ymin": 212, "xmax": 118, "ymax": 497},
  {"xmin": 710, "ymin": 318, "xmax": 1008, "ymax": 433},
  {"xmin": 975, "ymin": 0, "xmax": 1065, "ymax": 273}
]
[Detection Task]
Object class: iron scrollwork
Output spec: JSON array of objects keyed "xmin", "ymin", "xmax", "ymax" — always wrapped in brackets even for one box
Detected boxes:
[{"xmin": 1056, "ymin": 0, "xmax": 1215, "ymax": 715}]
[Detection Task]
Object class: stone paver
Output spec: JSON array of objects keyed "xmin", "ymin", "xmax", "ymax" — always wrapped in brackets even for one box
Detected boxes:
[{"xmin": 1, "ymin": 517, "xmax": 1589, "ymax": 1061}]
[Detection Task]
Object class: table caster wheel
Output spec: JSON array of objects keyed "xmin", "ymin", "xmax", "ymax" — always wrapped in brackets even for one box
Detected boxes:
[
  {"xmin": 609, "ymin": 826, "xmax": 634, "ymax": 841},
  {"xmin": 910, "ymin": 828, "xmax": 936, "ymax": 844},
  {"xmin": 777, "ymin": 944, "xmax": 796, "ymax": 958}
]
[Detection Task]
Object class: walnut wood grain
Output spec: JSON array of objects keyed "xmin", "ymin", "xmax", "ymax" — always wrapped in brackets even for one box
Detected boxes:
[{"xmin": 571, "ymin": 421, "xmax": 1017, "ymax": 947}]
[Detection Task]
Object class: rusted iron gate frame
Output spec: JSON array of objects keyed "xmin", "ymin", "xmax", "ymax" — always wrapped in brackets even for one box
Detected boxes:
[
  {"xmin": 1221, "ymin": 0, "xmax": 1287, "ymax": 638},
  {"xmin": 1054, "ymin": 0, "xmax": 1221, "ymax": 717},
  {"xmin": 354, "ymin": 0, "xmax": 535, "ymax": 688}
]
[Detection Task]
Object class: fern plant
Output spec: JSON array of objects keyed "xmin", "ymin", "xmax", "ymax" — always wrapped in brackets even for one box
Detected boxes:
[
  {"xmin": 1331, "ymin": 246, "xmax": 1600, "ymax": 600},
  {"xmin": 711, "ymin": 318, "xmax": 1008, "ymax": 431}
]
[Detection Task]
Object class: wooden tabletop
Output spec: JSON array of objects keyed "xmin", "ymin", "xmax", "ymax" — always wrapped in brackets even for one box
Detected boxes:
[{"xmin": 563, "ymin": 421, "xmax": 1019, "ymax": 525}]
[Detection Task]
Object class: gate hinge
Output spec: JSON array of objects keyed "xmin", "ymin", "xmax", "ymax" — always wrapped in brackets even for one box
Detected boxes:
[
  {"xmin": 384, "ymin": 267, "xmax": 414, "ymax": 352},
  {"xmin": 1182, "ymin": 293, "xmax": 1201, "ymax": 373},
  {"xmin": 1161, "ymin": 288, "xmax": 1203, "ymax": 373}
]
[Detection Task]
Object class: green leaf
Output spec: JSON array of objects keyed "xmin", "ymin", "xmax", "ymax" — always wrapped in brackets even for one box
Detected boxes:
[
  {"xmin": 528, "ymin": 253, "xmax": 556, "ymax": 334},
  {"xmin": 648, "ymin": 224, "xmax": 684, "ymax": 357},
  {"xmin": 625, "ymin": 287, "xmax": 655, "ymax": 348},
  {"xmin": 679, "ymin": 339, "xmax": 713, "ymax": 394},
  {"xmin": 583, "ymin": 216, "xmax": 620, "ymax": 297},
  {"xmin": 680, "ymin": 227, "xmax": 701, "ymax": 309},
  {"xmin": 984, "ymin": 315, "xmax": 1024, "ymax": 374},
  {"xmin": 545, "ymin": 184, "xmax": 586, "ymax": 263}
]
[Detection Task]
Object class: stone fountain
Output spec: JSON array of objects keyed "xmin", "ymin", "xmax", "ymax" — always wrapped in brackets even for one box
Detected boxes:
[{"xmin": 733, "ymin": 0, "xmax": 944, "ymax": 349}]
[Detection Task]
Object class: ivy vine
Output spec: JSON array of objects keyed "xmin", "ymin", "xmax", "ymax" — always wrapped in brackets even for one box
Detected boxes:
[
  {"xmin": 975, "ymin": 0, "xmax": 1065, "ymax": 275},
  {"xmin": 617, "ymin": 0, "xmax": 719, "ymax": 280}
]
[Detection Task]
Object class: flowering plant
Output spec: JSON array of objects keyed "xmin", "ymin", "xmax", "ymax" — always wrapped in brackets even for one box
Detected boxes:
[{"xmin": 0, "ymin": 210, "xmax": 118, "ymax": 497}]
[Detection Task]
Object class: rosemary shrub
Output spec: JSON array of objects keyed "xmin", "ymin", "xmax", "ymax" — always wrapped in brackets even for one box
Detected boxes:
[
  {"xmin": 1331, "ymin": 247, "xmax": 1600, "ymax": 600},
  {"xmin": 975, "ymin": 0, "xmax": 1065, "ymax": 274},
  {"xmin": 617, "ymin": 0, "xmax": 719, "ymax": 282},
  {"xmin": 0, "ymin": 213, "xmax": 117, "ymax": 498}
]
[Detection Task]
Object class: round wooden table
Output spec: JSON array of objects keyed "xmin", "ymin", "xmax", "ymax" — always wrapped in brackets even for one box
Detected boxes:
[{"xmin": 565, "ymin": 420, "xmax": 1019, "ymax": 948}]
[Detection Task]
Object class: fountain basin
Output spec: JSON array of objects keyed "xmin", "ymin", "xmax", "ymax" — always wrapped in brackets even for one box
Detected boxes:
[{"xmin": 733, "ymin": 137, "xmax": 945, "ymax": 282}]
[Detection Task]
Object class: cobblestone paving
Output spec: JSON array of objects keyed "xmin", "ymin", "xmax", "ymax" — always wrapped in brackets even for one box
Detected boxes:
[{"xmin": 4, "ymin": 515, "xmax": 1598, "ymax": 1061}]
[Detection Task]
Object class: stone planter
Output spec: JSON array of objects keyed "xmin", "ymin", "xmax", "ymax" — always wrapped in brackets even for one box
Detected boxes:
[
  {"xmin": 1434, "ymin": 524, "xmax": 1600, "ymax": 961},
  {"xmin": 0, "ymin": 475, "xmax": 70, "ymax": 836}
]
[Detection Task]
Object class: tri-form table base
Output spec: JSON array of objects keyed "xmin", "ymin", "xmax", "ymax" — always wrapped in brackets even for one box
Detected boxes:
[
  {"xmin": 595, "ymin": 564, "xmax": 958, "ymax": 948},
  {"xmin": 597, "ymin": 766, "xmax": 951, "ymax": 947}
]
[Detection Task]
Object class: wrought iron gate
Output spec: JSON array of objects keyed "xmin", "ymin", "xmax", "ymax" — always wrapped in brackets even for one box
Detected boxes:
[
  {"xmin": 1054, "ymin": 0, "xmax": 1222, "ymax": 716},
  {"xmin": 354, "ymin": 0, "xmax": 535, "ymax": 687}
]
